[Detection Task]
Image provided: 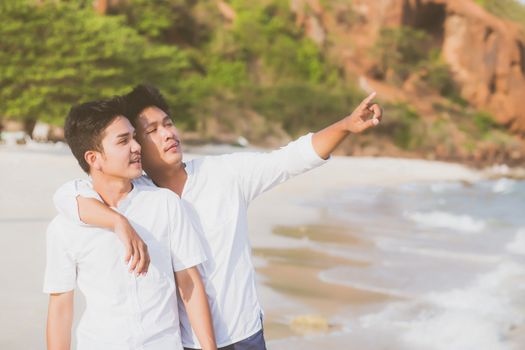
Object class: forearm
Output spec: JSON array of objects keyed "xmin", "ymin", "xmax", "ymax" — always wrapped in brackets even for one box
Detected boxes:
[
  {"xmin": 47, "ymin": 317, "xmax": 71, "ymax": 350},
  {"xmin": 54, "ymin": 183, "xmax": 149, "ymax": 273},
  {"xmin": 312, "ymin": 119, "xmax": 351, "ymax": 159},
  {"xmin": 77, "ymin": 196, "xmax": 123, "ymax": 230},
  {"xmin": 77, "ymin": 197, "xmax": 149, "ymax": 273},
  {"xmin": 176, "ymin": 268, "xmax": 216, "ymax": 350},
  {"xmin": 47, "ymin": 293, "xmax": 73, "ymax": 350}
]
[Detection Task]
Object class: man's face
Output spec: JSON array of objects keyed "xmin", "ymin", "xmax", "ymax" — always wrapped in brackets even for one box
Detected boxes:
[
  {"xmin": 135, "ymin": 106, "xmax": 182, "ymax": 172},
  {"xmin": 95, "ymin": 116, "xmax": 142, "ymax": 179}
]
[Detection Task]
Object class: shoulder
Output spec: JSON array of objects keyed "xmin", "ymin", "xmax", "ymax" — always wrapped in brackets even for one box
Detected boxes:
[
  {"xmin": 47, "ymin": 215, "xmax": 80, "ymax": 232},
  {"xmin": 45, "ymin": 215, "xmax": 78, "ymax": 244},
  {"xmin": 132, "ymin": 174, "xmax": 156, "ymax": 187},
  {"xmin": 190, "ymin": 152, "xmax": 261, "ymax": 173},
  {"xmin": 133, "ymin": 185, "xmax": 182, "ymax": 210},
  {"xmin": 134, "ymin": 184, "xmax": 176, "ymax": 201},
  {"xmin": 190, "ymin": 153, "xmax": 249, "ymax": 166},
  {"xmin": 46, "ymin": 216, "xmax": 64, "ymax": 236},
  {"xmin": 213, "ymin": 152, "xmax": 261, "ymax": 162}
]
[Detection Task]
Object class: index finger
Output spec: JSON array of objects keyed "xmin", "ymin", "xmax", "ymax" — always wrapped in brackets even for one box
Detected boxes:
[
  {"xmin": 129, "ymin": 246, "xmax": 141, "ymax": 273},
  {"xmin": 361, "ymin": 91, "xmax": 377, "ymax": 108},
  {"xmin": 136, "ymin": 244, "xmax": 150, "ymax": 275},
  {"xmin": 123, "ymin": 243, "xmax": 132, "ymax": 264}
]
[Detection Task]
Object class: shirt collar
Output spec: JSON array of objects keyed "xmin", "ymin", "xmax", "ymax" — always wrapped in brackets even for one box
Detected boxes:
[{"xmin": 112, "ymin": 183, "xmax": 138, "ymax": 212}]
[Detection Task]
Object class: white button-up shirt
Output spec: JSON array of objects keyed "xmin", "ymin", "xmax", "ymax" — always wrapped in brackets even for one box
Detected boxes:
[
  {"xmin": 54, "ymin": 133, "xmax": 328, "ymax": 348},
  {"xmin": 44, "ymin": 185, "xmax": 206, "ymax": 350}
]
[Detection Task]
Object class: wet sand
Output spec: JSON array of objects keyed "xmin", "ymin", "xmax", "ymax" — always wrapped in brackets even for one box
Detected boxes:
[{"xmin": 255, "ymin": 246, "xmax": 394, "ymax": 339}]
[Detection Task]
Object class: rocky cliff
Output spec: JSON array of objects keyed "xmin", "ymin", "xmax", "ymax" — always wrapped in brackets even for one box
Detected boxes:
[{"xmin": 293, "ymin": 0, "xmax": 525, "ymax": 134}]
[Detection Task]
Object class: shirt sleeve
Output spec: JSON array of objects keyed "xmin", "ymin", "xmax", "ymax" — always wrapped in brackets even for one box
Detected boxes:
[
  {"xmin": 166, "ymin": 193, "xmax": 207, "ymax": 272},
  {"xmin": 43, "ymin": 218, "xmax": 77, "ymax": 294},
  {"xmin": 228, "ymin": 133, "xmax": 329, "ymax": 203},
  {"xmin": 52, "ymin": 179, "xmax": 100, "ymax": 224}
]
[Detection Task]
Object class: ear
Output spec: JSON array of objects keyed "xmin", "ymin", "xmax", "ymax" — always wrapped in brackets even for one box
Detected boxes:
[{"xmin": 84, "ymin": 150, "xmax": 102, "ymax": 172}]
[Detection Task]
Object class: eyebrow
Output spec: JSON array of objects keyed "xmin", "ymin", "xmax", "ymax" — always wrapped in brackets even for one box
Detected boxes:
[
  {"xmin": 116, "ymin": 132, "xmax": 131, "ymax": 139},
  {"xmin": 144, "ymin": 115, "xmax": 171, "ymax": 129}
]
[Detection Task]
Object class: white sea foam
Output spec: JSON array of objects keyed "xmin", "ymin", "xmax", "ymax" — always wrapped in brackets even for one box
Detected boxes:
[
  {"xmin": 492, "ymin": 178, "xmax": 516, "ymax": 194},
  {"xmin": 359, "ymin": 261, "xmax": 525, "ymax": 350},
  {"xmin": 404, "ymin": 211, "xmax": 486, "ymax": 233},
  {"xmin": 430, "ymin": 182, "xmax": 463, "ymax": 193},
  {"xmin": 318, "ymin": 269, "xmax": 414, "ymax": 298},
  {"xmin": 375, "ymin": 239, "xmax": 500, "ymax": 263},
  {"xmin": 506, "ymin": 228, "xmax": 525, "ymax": 255}
]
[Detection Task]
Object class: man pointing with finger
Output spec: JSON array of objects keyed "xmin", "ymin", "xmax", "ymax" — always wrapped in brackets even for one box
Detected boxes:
[{"xmin": 53, "ymin": 85, "xmax": 383, "ymax": 350}]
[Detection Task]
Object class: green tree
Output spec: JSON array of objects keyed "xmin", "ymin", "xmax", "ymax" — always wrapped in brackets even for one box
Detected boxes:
[
  {"xmin": 116, "ymin": 0, "xmax": 212, "ymax": 46},
  {"xmin": 251, "ymin": 82, "xmax": 363, "ymax": 135},
  {"xmin": 0, "ymin": 0, "xmax": 191, "ymax": 126}
]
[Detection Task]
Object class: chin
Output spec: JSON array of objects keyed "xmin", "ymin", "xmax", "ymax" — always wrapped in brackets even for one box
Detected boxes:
[
  {"xmin": 128, "ymin": 168, "xmax": 143, "ymax": 179},
  {"xmin": 165, "ymin": 153, "xmax": 183, "ymax": 164}
]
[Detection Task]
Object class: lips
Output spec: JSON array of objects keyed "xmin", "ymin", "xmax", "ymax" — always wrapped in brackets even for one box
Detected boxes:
[
  {"xmin": 129, "ymin": 156, "xmax": 141, "ymax": 165},
  {"xmin": 164, "ymin": 139, "xmax": 180, "ymax": 153}
]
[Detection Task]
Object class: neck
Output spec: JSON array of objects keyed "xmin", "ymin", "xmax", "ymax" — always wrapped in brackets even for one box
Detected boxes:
[
  {"xmin": 147, "ymin": 160, "xmax": 187, "ymax": 196},
  {"xmin": 91, "ymin": 172, "xmax": 133, "ymax": 207}
]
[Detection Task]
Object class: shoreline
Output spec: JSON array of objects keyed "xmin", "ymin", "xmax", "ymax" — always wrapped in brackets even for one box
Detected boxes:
[
  {"xmin": 2, "ymin": 141, "xmax": 525, "ymax": 179},
  {"xmin": 243, "ymin": 155, "xmax": 484, "ymax": 347}
]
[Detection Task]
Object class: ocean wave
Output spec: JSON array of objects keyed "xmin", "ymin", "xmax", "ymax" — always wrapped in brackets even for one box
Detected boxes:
[
  {"xmin": 318, "ymin": 269, "xmax": 415, "ymax": 298},
  {"xmin": 429, "ymin": 182, "xmax": 464, "ymax": 193},
  {"xmin": 404, "ymin": 211, "xmax": 486, "ymax": 233},
  {"xmin": 505, "ymin": 228, "xmax": 525, "ymax": 255},
  {"xmin": 374, "ymin": 238, "xmax": 500, "ymax": 263},
  {"xmin": 492, "ymin": 178, "xmax": 516, "ymax": 194},
  {"xmin": 359, "ymin": 261, "xmax": 525, "ymax": 350}
]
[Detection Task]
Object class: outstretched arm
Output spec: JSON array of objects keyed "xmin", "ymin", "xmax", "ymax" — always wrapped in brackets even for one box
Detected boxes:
[
  {"xmin": 46, "ymin": 291, "xmax": 74, "ymax": 350},
  {"xmin": 228, "ymin": 92, "xmax": 383, "ymax": 202},
  {"xmin": 312, "ymin": 92, "xmax": 382, "ymax": 159},
  {"xmin": 175, "ymin": 267, "xmax": 217, "ymax": 350}
]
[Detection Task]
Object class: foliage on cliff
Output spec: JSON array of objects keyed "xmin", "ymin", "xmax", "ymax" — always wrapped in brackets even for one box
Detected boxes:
[
  {"xmin": 0, "ymin": 0, "xmax": 192, "ymax": 125},
  {"xmin": 475, "ymin": 0, "xmax": 525, "ymax": 27}
]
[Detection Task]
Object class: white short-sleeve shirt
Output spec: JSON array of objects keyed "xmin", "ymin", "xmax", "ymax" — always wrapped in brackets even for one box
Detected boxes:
[
  {"xmin": 44, "ymin": 184, "xmax": 206, "ymax": 350},
  {"xmin": 53, "ymin": 133, "xmax": 328, "ymax": 348}
]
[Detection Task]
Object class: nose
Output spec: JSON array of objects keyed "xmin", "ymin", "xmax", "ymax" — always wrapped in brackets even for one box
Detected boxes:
[{"xmin": 131, "ymin": 137, "xmax": 141, "ymax": 154}]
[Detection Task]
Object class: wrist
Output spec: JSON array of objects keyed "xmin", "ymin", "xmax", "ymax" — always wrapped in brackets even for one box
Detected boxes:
[
  {"xmin": 112, "ymin": 212, "xmax": 128, "ymax": 231},
  {"xmin": 340, "ymin": 118, "xmax": 353, "ymax": 134}
]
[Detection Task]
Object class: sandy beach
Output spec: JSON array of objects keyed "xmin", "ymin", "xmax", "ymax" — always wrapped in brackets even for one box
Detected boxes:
[{"xmin": 5, "ymin": 142, "xmax": 524, "ymax": 350}]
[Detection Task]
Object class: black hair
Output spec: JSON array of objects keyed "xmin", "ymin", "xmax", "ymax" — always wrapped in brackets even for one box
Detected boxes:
[
  {"xmin": 123, "ymin": 84, "xmax": 170, "ymax": 126},
  {"xmin": 64, "ymin": 96, "xmax": 126, "ymax": 173}
]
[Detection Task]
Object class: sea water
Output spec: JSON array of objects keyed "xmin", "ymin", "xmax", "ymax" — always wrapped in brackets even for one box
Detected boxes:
[{"xmin": 307, "ymin": 179, "xmax": 525, "ymax": 350}]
